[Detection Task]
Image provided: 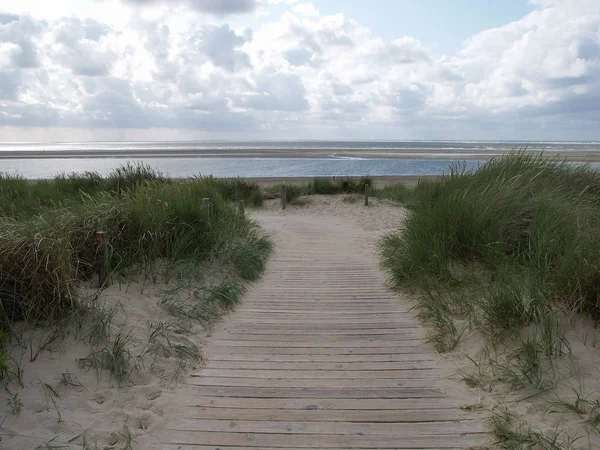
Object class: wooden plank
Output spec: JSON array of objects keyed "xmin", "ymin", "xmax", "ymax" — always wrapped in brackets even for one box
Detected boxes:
[
  {"xmin": 164, "ymin": 446, "xmax": 468, "ymax": 450},
  {"xmin": 164, "ymin": 431, "xmax": 486, "ymax": 448},
  {"xmin": 207, "ymin": 361, "xmax": 436, "ymax": 371},
  {"xmin": 206, "ymin": 354, "xmax": 434, "ymax": 362},
  {"xmin": 212, "ymin": 337, "xmax": 423, "ymax": 344},
  {"xmin": 169, "ymin": 419, "xmax": 485, "ymax": 435},
  {"xmin": 206, "ymin": 346, "xmax": 428, "ymax": 355},
  {"xmin": 223, "ymin": 324, "xmax": 421, "ymax": 331},
  {"xmin": 194, "ymin": 369, "xmax": 440, "ymax": 379},
  {"xmin": 182, "ymin": 386, "xmax": 446, "ymax": 399},
  {"xmin": 233, "ymin": 305, "xmax": 409, "ymax": 310},
  {"xmin": 253, "ymin": 288, "xmax": 398, "ymax": 292},
  {"xmin": 221, "ymin": 330, "xmax": 421, "ymax": 337},
  {"xmin": 237, "ymin": 310, "xmax": 406, "ymax": 315},
  {"xmin": 186, "ymin": 377, "xmax": 439, "ymax": 389},
  {"xmin": 233, "ymin": 299, "xmax": 403, "ymax": 304},
  {"xmin": 178, "ymin": 396, "xmax": 462, "ymax": 410},
  {"xmin": 219, "ymin": 333, "xmax": 421, "ymax": 340},
  {"xmin": 206, "ymin": 340, "xmax": 422, "ymax": 348},
  {"xmin": 234, "ymin": 318, "xmax": 412, "ymax": 324},
  {"xmin": 175, "ymin": 407, "xmax": 467, "ymax": 423}
]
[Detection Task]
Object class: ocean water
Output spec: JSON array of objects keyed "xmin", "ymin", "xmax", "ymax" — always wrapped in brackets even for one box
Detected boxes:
[
  {"xmin": 0, "ymin": 140, "xmax": 598, "ymax": 179},
  {"xmin": 0, "ymin": 157, "xmax": 487, "ymax": 179},
  {"xmin": 3, "ymin": 140, "xmax": 600, "ymax": 153}
]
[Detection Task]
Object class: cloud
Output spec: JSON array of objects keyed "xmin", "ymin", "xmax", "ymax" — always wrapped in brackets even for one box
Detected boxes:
[
  {"xmin": 0, "ymin": 70, "xmax": 20, "ymax": 100},
  {"xmin": 238, "ymin": 71, "xmax": 310, "ymax": 111},
  {"xmin": 121, "ymin": 0, "xmax": 257, "ymax": 15},
  {"xmin": 1, "ymin": 0, "xmax": 600, "ymax": 139},
  {"xmin": 0, "ymin": 14, "xmax": 42, "ymax": 68},
  {"xmin": 376, "ymin": 37, "xmax": 431, "ymax": 65},
  {"xmin": 195, "ymin": 24, "xmax": 252, "ymax": 72},
  {"xmin": 50, "ymin": 18, "xmax": 117, "ymax": 76},
  {"xmin": 284, "ymin": 48, "xmax": 311, "ymax": 65}
]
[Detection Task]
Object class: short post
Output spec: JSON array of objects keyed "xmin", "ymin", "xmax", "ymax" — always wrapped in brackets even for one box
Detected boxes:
[
  {"xmin": 238, "ymin": 199, "xmax": 245, "ymax": 215},
  {"xmin": 364, "ymin": 184, "xmax": 369, "ymax": 206},
  {"xmin": 96, "ymin": 231, "xmax": 108, "ymax": 288},
  {"xmin": 202, "ymin": 198, "xmax": 212, "ymax": 218},
  {"xmin": 281, "ymin": 185, "xmax": 287, "ymax": 210}
]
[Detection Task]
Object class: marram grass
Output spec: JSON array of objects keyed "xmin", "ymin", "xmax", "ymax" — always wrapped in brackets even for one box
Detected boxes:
[
  {"xmin": 0, "ymin": 166, "xmax": 271, "ymax": 324},
  {"xmin": 380, "ymin": 153, "xmax": 600, "ymax": 350}
]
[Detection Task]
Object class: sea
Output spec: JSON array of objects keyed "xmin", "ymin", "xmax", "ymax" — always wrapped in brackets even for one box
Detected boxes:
[{"xmin": 1, "ymin": 140, "xmax": 599, "ymax": 179}]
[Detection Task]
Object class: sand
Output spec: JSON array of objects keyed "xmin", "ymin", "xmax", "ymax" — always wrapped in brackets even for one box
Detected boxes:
[
  {"xmin": 0, "ymin": 275, "xmax": 216, "ymax": 449},
  {"xmin": 1, "ymin": 195, "xmax": 599, "ymax": 449}
]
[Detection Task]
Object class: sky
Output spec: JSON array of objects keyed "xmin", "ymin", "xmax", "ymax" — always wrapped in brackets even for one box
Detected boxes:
[{"xmin": 1, "ymin": 0, "xmax": 599, "ymax": 142}]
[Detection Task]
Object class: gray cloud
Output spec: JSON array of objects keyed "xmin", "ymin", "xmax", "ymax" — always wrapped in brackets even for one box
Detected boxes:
[
  {"xmin": 0, "ymin": 71, "xmax": 20, "ymax": 100},
  {"xmin": 239, "ymin": 72, "xmax": 310, "ymax": 111},
  {"xmin": 0, "ymin": 13, "xmax": 19, "ymax": 25},
  {"xmin": 82, "ymin": 19, "xmax": 111, "ymax": 41},
  {"xmin": 122, "ymin": 0, "xmax": 257, "ymax": 15},
  {"xmin": 51, "ymin": 18, "xmax": 115, "ymax": 76},
  {"xmin": 196, "ymin": 24, "xmax": 252, "ymax": 72},
  {"xmin": 0, "ymin": 14, "xmax": 42, "ymax": 68},
  {"xmin": 284, "ymin": 48, "xmax": 312, "ymax": 66},
  {"xmin": 377, "ymin": 37, "xmax": 431, "ymax": 65}
]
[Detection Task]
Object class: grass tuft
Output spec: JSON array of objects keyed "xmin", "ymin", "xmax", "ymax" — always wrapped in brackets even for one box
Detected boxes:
[
  {"xmin": 79, "ymin": 331, "xmax": 138, "ymax": 385},
  {"xmin": 490, "ymin": 407, "xmax": 575, "ymax": 449}
]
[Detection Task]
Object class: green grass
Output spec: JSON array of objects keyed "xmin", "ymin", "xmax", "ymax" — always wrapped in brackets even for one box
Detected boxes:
[
  {"xmin": 379, "ymin": 153, "xmax": 600, "ymax": 400},
  {"xmin": 78, "ymin": 331, "xmax": 138, "ymax": 385},
  {"xmin": 263, "ymin": 176, "xmax": 374, "ymax": 203},
  {"xmin": 380, "ymin": 153, "xmax": 600, "ymax": 329},
  {"xmin": 306, "ymin": 176, "xmax": 373, "ymax": 195},
  {"xmin": 373, "ymin": 183, "xmax": 414, "ymax": 205},
  {"xmin": 0, "ymin": 163, "xmax": 169, "ymax": 218},
  {"xmin": 199, "ymin": 176, "xmax": 264, "ymax": 206},
  {"xmin": 490, "ymin": 407, "xmax": 576, "ymax": 449},
  {"xmin": 0, "ymin": 166, "xmax": 272, "ymax": 326}
]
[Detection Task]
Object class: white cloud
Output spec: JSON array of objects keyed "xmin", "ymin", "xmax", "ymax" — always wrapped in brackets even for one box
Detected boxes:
[
  {"xmin": 292, "ymin": 3, "xmax": 319, "ymax": 18},
  {"xmin": 0, "ymin": 0, "xmax": 600, "ymax": 139}
]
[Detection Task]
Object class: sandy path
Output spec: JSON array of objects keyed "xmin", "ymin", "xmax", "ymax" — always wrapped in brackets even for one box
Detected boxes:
[{"xmin": 156, "ymin": 197, "xmax": 487, "ymax": 449}]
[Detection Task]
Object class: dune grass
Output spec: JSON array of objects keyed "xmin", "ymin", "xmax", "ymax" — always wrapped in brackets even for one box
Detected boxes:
[
  {"xmin": 373, "ymin": 183, "xmax": 414, "ymax": 205},
  {"xmin": 199, "ymin": 176, "xmax": 264, "ymax": 207},
  {"xmin": 0, "ymin": 163, "xmax": 169, "ymax": 217},
  {"xmin": 264, "ymin": 176, "xmax": 374, "ymax": 203},
  {"xmin": 306, "ymin": 176, "xmax": 373, "ymax": 195},
  {"xmin": 380, "ymin": 152, "xmax": 600, "ymax": 355},
  {"xmin": 380, "ymin": 154, "xmax": 600, "ymax": 340},
  {"xmin": 379, "ymin": 153, "xmax": 600, "ymax": 447},
  {"xmin": 0, "ymin": 165, "xmax": 273, "ymax": 393},
  {"xmin": 0, "ymin": 164, "xmax": 271, "ymax": 324}
]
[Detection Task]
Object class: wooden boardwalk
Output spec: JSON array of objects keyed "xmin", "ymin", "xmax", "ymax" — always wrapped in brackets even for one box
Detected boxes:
[{"xmin": 163, "ymin": 211, "xmax": 485, "ymax": 449}]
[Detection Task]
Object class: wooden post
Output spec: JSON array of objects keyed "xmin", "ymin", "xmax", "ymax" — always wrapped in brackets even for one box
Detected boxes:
[
  {"xmin": 238, "ymin": 199, "xmax": 245, "ymax": 215},
  {"xmin": 96, "ymin": 231, "xmax": 108, "ymax": 288},
  {"xmin": 202, "ymin": 198, "xmax": 211, "ymax": 218},
  {"xmin": 281, "ymin": 185, "xmax": 287, "ymax": 210},
  {"xmin": 364, "ymin": 184, "xmax": 369, "ymax": 206}
]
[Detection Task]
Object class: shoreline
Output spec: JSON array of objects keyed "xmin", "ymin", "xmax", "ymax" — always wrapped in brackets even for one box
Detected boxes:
[{"xmin": 2, "ymin": 148, "xmax": 600, "ymax": 162}]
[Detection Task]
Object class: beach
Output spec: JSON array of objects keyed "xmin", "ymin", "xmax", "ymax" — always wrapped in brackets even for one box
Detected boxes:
[
  {"xmin": 3, "ymin": 145, "xmax": 600, "ymax": 162},
  {"xmin": 1, "ymin": 161, "xmax": 600, "ymax": 449},
  {"xmin": 3, "ymin": 141, "xmax": 600, "ymax": 180}
]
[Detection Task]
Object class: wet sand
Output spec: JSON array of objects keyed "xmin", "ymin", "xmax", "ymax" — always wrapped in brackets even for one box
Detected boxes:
[{"xmin": 3, "ymin": 147, "xmax": 600, "ymax": 162}]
